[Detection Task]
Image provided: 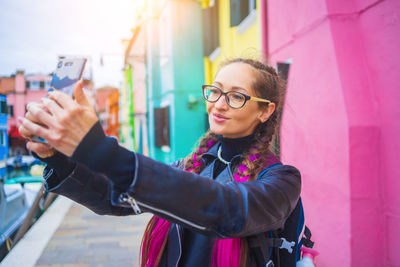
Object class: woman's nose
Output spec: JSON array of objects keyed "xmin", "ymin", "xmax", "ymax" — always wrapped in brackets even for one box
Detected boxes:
[{"xmin": 214, "ymin": 95, "xmax": 228, "ymax": 110}]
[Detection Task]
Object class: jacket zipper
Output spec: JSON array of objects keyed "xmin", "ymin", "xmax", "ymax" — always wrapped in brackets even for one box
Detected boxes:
[
  {"xmin": 120, "ymin": 193, "xmax": 141, "ymax": 214},
  {"xmin": 175, "ymin": 224, "xmax": 182, "ymax": 267},
  {"xmin": 120, "ymin": 193, "xmax": 208, "ymax": 231},
  {"xmin": 227, "ymin": 162, "xmax": 235, "ymax": 182}
]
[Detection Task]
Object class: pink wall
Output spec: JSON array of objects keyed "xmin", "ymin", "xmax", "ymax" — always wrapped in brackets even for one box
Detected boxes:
[
  {"xmin": 8, "ymin": 74, "xmax": 48, "ymax": 128},
  {"xmin": 268, "ymin": 0, "xmax": 399, "ymax": 266},
  {"xmin": 353, "ymin": 0, "xmax": 400, "ymax": 264}
]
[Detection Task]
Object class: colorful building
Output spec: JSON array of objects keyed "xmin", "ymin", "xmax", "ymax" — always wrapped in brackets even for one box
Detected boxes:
[
  {"xmin": 122, "ymin": 0, "xmax": 399, "ymax": 265},
  {"xmin": 0, "ymin": 70, "xmax": 93, "ymax": 155},
  {"xmin": 200, "ymin": 0, "xmax": 400, "ymax": 266},
  {"xmin": 124, "ymin": 0, "xmax": 206, "ymax": 162},
  {"xmin": 0, "ymin": 94, "xmax": 8, "ymax": 176},
  {"xmin": 95, "ymin": 86, "xmax": 120, "ymax": 139},
  {"xmin": 202, "ymin": 0, "xmax": 261, "ymax": 84},
  {"xmin": 123, "ymin": 19, "xmax": 148, "ymax": 155},
  {"xmin": 0, "ymin": 71, "xmax": 49, "ymax": 155},
  {"xmin": 265, "ymin": 0, "xmax": 399, "ymax": 266}
]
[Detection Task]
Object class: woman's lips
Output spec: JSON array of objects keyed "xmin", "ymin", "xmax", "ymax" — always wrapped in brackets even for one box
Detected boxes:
[{"xmin": 213, "ymin": 113, "xmax": 229, "ymax": 123}]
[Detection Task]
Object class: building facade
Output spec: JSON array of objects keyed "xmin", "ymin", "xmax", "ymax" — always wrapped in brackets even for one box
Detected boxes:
[
  {"xmin": 0, "ymin": 71, "xmax": 49, "ymax": 155},
  {"xmin": 123, "ymin": 21, "xmax": 148, "ymax": 155},
  {"xmin": 124, "ymin": 0, "xmax": 206, "ymax": 162},
  {"xmin": 0, "ymin": 95, "xmax": 8, "ymax": 176},
  {"xmin": 201, "ymin": 0, "xmax": 400, "ymax": 265},
  {"xmin": 266, "ymin": 0, "xmax": 400, "ymax": 266},
  {"xmin": 0, "ymin": 70, "xmax": 93, "ymax": 155},
  {"xmin": 95, "ymin": 86, "xmax": 120, "ymax": 139},
  {"xmin": 122, "ymin": 0, "xmax": 399, "ymax": 265}
]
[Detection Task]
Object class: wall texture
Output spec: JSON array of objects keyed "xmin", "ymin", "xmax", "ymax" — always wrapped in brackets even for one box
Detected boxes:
[{"xmin": 268, "ymin": 0, "xmax": 400, "ymax": 265}]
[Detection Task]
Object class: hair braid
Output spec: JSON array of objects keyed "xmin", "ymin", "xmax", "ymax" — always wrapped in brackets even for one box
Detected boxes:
[{"xmin": 183, "ymin": 130, "xmax": 219, "ymax": 173}]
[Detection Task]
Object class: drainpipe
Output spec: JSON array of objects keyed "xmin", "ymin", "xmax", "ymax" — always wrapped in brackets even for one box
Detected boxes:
[{"xmin": 260, "ymin": 0, "xmax": 269, "ymax": 64}]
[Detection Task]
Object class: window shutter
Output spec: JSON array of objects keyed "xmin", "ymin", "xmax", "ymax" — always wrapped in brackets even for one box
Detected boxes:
[
  {"xmin": 230, "ymin": 0, "xmax": 241, "ymax": 26},
  {"xmin": 7, "ymin": 105, "xmax": 14, "ymax": 117},
  {"xmin": 154, "ymin": 106, "xmax": 170, "ymax": 147},
  {"xmin": 202, "ymin": 1, "xmax": 220, "ymax": 56}
]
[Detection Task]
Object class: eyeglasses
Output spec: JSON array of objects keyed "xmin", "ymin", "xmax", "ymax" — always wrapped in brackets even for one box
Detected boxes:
[{"xmin": 202, "ymin": 85, "xmax": 272, "ymax": 109}]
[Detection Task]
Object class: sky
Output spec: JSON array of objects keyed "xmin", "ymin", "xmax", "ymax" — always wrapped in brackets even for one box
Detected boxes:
[{"xmin": 0, "ymin": 0, "xmax": 138, "ymax": 88}]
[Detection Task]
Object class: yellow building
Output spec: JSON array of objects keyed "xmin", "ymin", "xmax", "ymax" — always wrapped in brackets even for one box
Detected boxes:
[{"xmin": 203, "ymin": 0, "xmax": 262, "ymax": 84}]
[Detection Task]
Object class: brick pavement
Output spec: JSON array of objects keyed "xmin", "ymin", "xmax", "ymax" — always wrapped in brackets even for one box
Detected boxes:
[{"xmin": 35, "ymin": 202, "xmax": 152, "ymax": 267}]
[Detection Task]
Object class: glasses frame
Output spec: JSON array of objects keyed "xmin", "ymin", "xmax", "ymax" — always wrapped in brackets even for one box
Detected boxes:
[{"xmin": 202, "ymin": 85, "xmax": 272, "ymax": 109}]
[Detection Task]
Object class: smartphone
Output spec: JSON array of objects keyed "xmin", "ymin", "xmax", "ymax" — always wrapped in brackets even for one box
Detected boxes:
[
  {"xmin": 48, "ymin": 57, "xmax": 87, "ymax": 96},
  {"xmin": 31, "ymin": 57, "xmax": 87, "ymax": 143}
]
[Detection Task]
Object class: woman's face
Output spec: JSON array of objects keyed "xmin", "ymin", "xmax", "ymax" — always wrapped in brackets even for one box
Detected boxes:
[{"xmin": 207, "ymin": 62, "xmax": 272, "ymax": 138}]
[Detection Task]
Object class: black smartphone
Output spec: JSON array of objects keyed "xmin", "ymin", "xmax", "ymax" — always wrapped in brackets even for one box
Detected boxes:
[{"xmin": 31, "ymin": 57, "xmax": 87, "ymax": 143}]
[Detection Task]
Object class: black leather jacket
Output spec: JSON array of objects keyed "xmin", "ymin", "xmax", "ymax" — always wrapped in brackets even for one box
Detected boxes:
[{"xmin": 44, "ymin": 141, "xmax": 301, "ymax": 266}]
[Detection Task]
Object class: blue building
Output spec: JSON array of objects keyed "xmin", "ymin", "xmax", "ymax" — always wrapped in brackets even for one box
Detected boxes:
[
  {"xmin": 0, "ymin": 94, "xmax": 8, "ymax": 177},
  {"xmin": 145, "ymin": 0, "xmax": 206, "ymax": 163}
]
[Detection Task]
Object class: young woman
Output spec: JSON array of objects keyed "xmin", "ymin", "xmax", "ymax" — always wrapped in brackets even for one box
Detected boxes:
[{"xmin": 19, "ymin": 58, "xmax": 301, "ymax": 266}]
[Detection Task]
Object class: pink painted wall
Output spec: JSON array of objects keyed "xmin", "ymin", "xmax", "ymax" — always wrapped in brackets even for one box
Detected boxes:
[
  {"xmin": 267, "ymin": 0, "xmax": 399, "ymax": 266},
  {"xmin": 8, "ymin": 74, "xmax": 48, "ymax": 128},
  {"xmin": 352, "ymin": 0, "xmax": 400, "ymax": 265}
]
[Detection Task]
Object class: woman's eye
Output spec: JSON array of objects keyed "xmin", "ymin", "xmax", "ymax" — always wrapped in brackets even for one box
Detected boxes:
[{"xmin": 231, "ymin": 94, "xmax": 244, "ymax": 101}]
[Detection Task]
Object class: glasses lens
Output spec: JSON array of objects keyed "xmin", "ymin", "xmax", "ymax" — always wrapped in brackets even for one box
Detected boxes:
[
  {"xmin": 203, "ymin": 86, "xmax": 220, "ymax": 102},
  {"xmin": 227, "ymin": 92, "xmax": 246, "ymax": 108}
]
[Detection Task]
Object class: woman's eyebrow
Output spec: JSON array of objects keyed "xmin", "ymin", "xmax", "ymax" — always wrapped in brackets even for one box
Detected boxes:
[
  {"xmin": 213, "ymin": 81, "xmax": 223, "ymax": 88},
  {"xmin": 212, "ymin": 81, "xmax": 248, "ymax": 92},
  {"xmin": 231, "ymin": 86, "xmax": 247, "ymax": 92}
]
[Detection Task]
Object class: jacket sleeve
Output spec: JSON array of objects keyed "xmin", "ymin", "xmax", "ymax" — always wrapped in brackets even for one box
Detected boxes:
[
  {"xmin": 43, "ymin": 162, "xmax": 135, "ymax": 216},
  {"xmin": 121, "ymin": 153, "xmax": 301, "ymax": 238},
  {"xmin": 42, "ymin": 149, "xmax": 183, "ymax": 217}
]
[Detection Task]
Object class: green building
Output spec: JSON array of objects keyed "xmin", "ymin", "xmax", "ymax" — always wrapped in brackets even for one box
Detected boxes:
[{"xmin": 144, "ymin": 0, "xmax": 207, "ymax": 163}]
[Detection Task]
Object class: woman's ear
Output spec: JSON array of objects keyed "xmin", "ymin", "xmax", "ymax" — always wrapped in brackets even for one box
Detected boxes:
[{"xmin": 258, "ymin": 103, "xmax": 276, "ymax": 123}]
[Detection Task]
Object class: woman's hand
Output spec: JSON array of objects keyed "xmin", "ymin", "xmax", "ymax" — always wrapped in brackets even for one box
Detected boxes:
[
  {"xmin": 26, "ymin": 141, "xmax": 56, "ymax": 158},
  {"xmin": 19, "ymin": 81, "xmax": 98, "ymax": 157},
  {"xmin": 18, "ymin": 103, "xmax": 56, "ymax": 158}
]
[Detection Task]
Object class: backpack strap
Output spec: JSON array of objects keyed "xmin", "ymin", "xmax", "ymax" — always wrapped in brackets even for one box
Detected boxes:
[
  {"xmin": 247, "ymin": 159, "xmax": 283, "ymax": 265},
  {"xmin": 257, "ymin": 163, "xmax": 283, "ymax": 179}
]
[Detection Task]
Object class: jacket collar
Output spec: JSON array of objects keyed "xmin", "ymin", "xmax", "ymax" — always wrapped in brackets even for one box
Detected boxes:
[{"xmin": 201, "ymin": 141, "xmax": 242, "ymax": 165}]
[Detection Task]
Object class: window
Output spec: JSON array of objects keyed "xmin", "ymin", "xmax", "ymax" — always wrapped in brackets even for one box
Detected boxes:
[
  {"xmin": 154, "ymin": 106, "xmax": 170, "ymax": 147},
  {"xmin": 29, "ymin": 81, "xmax": 40, "ymax": 91},
  {"xmin": 0, "ymin": 131, "xmax": 4, "ymax": 146},
  {"xmin": 44, "ymin": 80, "xmax": 52, "ymax": 91},
  {"xmin": 230, "ymin": 0, "xmax": 256, "ymax": 27},
  {"xmin": 40, "ymin": 81, "xmax": 45, "ymax": 89},
  {"xmin": 202, "ymin": 0, "xmax": 220, "ymax": 56},
  {"xmin": 7, "ymin": 105, "xmax": 13, "ymax": 117},
  {"xmin": 0, "ymin": 101, "xmax": 7, "ymax": 115}
]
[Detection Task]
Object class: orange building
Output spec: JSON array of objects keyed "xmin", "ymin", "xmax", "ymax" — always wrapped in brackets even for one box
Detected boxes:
[{"xmin": 95, "ymin": 86, "xmax": 120, "ymax": 139}]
